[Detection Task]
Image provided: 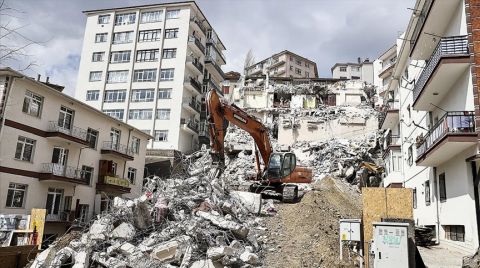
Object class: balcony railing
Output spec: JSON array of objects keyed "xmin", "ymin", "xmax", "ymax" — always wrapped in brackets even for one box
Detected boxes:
[
  {"xmin": 204, "ymin": 78, "xmax": 220, "ymax": 92},
  {"xmin": 385, "ymin": 134, "xmax": 400, "ymax": 149},
  {"xmin": 186, "ymin": 56, "xmax": 204, "ymax": 74},
  {"xmin": 206, "ymin": 43, "xmax": 226, "ymax": 64},
  {"xmin": 413, "ymin": 35, "xmax": 469, "ymax": 103},
  {"xmin": 48, "ymin": 121, "xmax": 88, "ymax": 141},
  {"xmin": 190, "ymin": 17, "xmax": 207, "ymax": 35},
  {"xmin": 185, "ymin": 77, "xmax": 202, "ymax": 94},
  {"xmin": 181, "ymin": 118, "xmax": 199, "ymax": 133},
  {"xmin": 184, "ymin": 98, "xmax": 201, "ymax": 113},
  {"xmin": 410, "ymin": 0, "xmax": 434, "ymax": 51},
  {"xmin": 416, "ymin": 111, "xmax": 475, "ymax": 158},
  {"xmin": 188, "ymin": 35, "xmax": 205, "ymax": 55},
  {"xmin": 41, "ymin": 163, "xmax": 89, "ymax": 183},
  {"xmin": 102, "ymin": 141, "xmax": 134, "ymax": 157},
  {"xmin": 378, "ymin": 100, "xmax": 399, "ymax": 129},
  {"xmin": 46, "ymin": 211, "xmax": 72, "ymax": 222},
  {"xmin": 205, "ymin": 56, "xmax": 225, "ymax": 79}
]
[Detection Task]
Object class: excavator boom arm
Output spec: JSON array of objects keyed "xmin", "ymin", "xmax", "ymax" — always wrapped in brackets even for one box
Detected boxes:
[{"xmin": 206, "ymin": 89, "xmax": 272, "ymax": 171}]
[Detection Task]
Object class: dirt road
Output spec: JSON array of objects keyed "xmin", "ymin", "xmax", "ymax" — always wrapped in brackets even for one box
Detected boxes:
[{"xmin": 262, "ymin": 177, "xmax": 362, "ymax": 268}]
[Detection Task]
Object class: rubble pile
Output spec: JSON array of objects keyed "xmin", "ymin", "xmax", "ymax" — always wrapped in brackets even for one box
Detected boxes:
[
  {"xmin": 30, "ymin": 151, "xmax": 271, "ymax": 268},
  {"xmin": 291, "ymin": 135, "xmax": 380, "ymax": 182},
  {"xmin": 279, "ymin": 104, "xmax": 377, "ymax": 122}
]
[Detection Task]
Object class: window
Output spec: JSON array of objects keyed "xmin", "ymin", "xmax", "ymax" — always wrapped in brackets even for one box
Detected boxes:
[
  {"xmin": 128, "ymin": 109, "xmax": 153, "ymax": 120},
  {"xmin": 305, "ymin": 72, "xmax": 310, "ymax": 78},
  {"xmin": 289, "ymin": 66, "xmax": 293, "ymax": 71},
  {"xmin": 305, "ymin": 62, "xmax": 310, "ymax": 68},
  {"xmin": 413, "ymin": 188, "xmax": 417, "ymax": 209},
  {"xmin": 110, "ymin": 128, "xmax": 121, "ymax": 147},
  {"xmin": 160, "ymin": 68, "xmax": 174, "ymax": 81},
  {"xmin": 444, "ymin": 225, "xmax": 465, "ymax": 242},
  {"xmin": 138, "ymin": 29, "xmax": 161, "ymax": 42},
  {"xmin": 58, "ymin": 106, "xmax": 74, "ymax": 130},
  {"xmin": 113, "ymin": 31, "xmax": 133, "ymax": 44},
  {"xmin": 86, "ymin": 90, "xmax": 99, "ymax": 101},
  {"xmin": 392, "ymin": 155, "xmax": 402, "ymax": 172},
  {"xmin": 95, "ymin": 33, "xmax": 108, "ymax": 43},
  {"xmin": 439, "ymin": 173, "xmax": 447, "ymax": 202},
  {"xmin": 140, "ymin": 10, "xmax": 162, "ymax": 23},
  {"xmin": 131, "ymin": 137, "xmax": 141, "ymax": 154},
  {"xmin": 89, "ymin": 71, "xmax": 102, "ymax": 82},
  {"xmin": 98, "ymin": 15, "xmax": 110, "ymax": 24},
  {"xmin": 133, "ymin": 69, "xmax": 157, "ymax": 82},
  {"xmin": 407, "ymin": 105, "xmax": 411, "ymax": 119},
  {"xmin": 136, "ymin": 49, "xmax": 159, "ymax": 62},
  {"xmin": 158, "ymin": 88, "xmax": 172, "ymax": 99},
  {"xmin": 110, "ymin": 50, "xmax": 131, "ymax": 63},
  {"xmin": 351, "ymin": 76, "xmax": 360, "ymax": 80},
  {"xmin": 92, "ymin": 52, "xmax": 105, "ymax": 62},
  {"xmin": 296, "ymin": 60, "xmax": 302, "ymax": 65},
  {"xmin": 127, "ymin": 167, "xmax": 137, "ymax": 184},
  {"xmin": 86, "ymin": 128, "xmax": 99, "ymax": 149},
  {"xmin": 141, "ymin": 129, "xmax": 151, "ymax": 135},
  {"xmin": 100, "ymin": 195, "xmax": 114, "ymax": 213},
  {"xmin": 63, "ymin": 196, "xmax": 72, "ymax": 211},
  {"xmin": 104, "ymin": 89, "xmax": 127, "ymax": 102},
  {"xmin": 425, "ymin": 180, "xmax": 431, "ymax": 206},
  {"xmin": 131, "ymin": 89, "xmax": 155, "ymax": 102},
  {"xmin": 339, "ymin": 67, "xmax": 347, "ymax": 72},
  {"xmin": 103, "ymin": 109, "xmax": 124, "ymax": 120},
  {"xmin": 162, "ymin": 48, "xmax": 177, "ymax": 59},
  {"xmin": 156, "ymin": 109, "xmax": 170, "ymax": 120},
  {"xmin": 165, "ymin": 28, "xmax": 178, "ymax": 39},
  {"xmin": 166, "ymin": 9, "xmax": 180, "ymax": 19},
  {"xmin": 154, "ymin": 130, "xmax": 168, "ymax": 141},
  {"xmin": 107, "ymin": 70, "xmax": 128, "ymax": 83},
  {"xmin": 295, "ymin": 68, "xmax": 301, "ymax": 74},
  {"xmin": 114, "ymin": 13, "xmax": 136, "ymax": 25},
  {"xmin": 407, "ymin": 145, "xmax": 413, "ymax": 166},
  {"xmin": 5, "ymin": 183, "xmax": 27, "ymax": 208},
  {"xmin": 290, "ymin": 56, "xmax": 293, "ymax": 61},
  {"xmin": 15, "ymin": 137, "xmax": 35, "ymax": 162},
  {"xmin": 81, "ymin": 166, "xmax": 93, "ymax": 185},
  {"xmin": 340, "ymin": 76, "xmax": 347, "ymax": 79},
  {"xmin": 356, "ymin": 67, "xmax": 361, "ymax": 72},
  {"xmin": 22, "ymin": 90, "xmax": 43, "ymax": 117}
]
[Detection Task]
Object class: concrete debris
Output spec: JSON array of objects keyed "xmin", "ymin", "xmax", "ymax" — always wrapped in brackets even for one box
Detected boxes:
[{"xmin": 31, "ymin": 149, "xmax": 272, "ymax": 268}]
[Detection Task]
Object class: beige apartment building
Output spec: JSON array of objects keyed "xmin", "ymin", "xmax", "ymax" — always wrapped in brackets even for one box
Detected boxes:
[
  {"xmin": 0, "ymin": 68, "xmax": 151, "ymax": 244},
  {"xmin": 331, "ymin": 58, "xmax": 374, "ymax": 84},
  {"xmin": 245, "ymin": 50, "xmax": 318, "ymax": 78}
]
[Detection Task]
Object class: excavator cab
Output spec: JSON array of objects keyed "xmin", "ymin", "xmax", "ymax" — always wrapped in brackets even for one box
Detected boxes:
[{"xmin": 266, "ymin": 152, "xmax": 297, "ymax": 180}]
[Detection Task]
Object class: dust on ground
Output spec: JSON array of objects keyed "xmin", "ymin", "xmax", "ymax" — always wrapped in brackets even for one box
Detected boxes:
[{"xmin": 263, "ymin": 177, "xmax": 362, "ymax": 268}]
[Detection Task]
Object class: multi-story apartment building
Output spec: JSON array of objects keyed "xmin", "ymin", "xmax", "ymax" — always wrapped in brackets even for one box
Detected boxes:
[
  {"xmin": 331, "ymin": 58, "xmax": 374, "ymax": 84},
  {"xmin": 379, "ymin": 0, "xmax": 480, "ymax": 254},
  {"xmin": 374, "ymin": 44, "xmax": 397, "ymax": 103},
  {"xmin": 245, "ymin": 50, "xmax": 318, "ymax": 78},
  {"xmin": 75, "ymin": 1, "xmax": 226, "ymax": 159},
  {"xmin": 0, "ymin": 68, "xmax": 151, "ymax": 244}
]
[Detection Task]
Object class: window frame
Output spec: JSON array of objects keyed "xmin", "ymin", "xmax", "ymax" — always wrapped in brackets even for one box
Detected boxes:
[
  {"xmin": 110, "ymin": 50, "xmax": 131, "ymax": 63},
  {"xmin": 131, "ymin": 88, "xmax": 155, "ymax": 102},
  {"xmin": 138, "ymin": 29, "xmax": 162, "ymax": 42},
  {"xmin": 22, "ymin": 90, "xmax": 43, "ymax": 117},
  {"xmin": 92, "ymin": 52, "xmax": 105, "ymax": 62},
  {"xmin": 136, "ymin": 49, "xmax": 159, "ymax": 62},
  {"xmin": 114, "ymin": 13, "xmax": 136, "ymax": 26},
  {"xmin": 86, "ymin": 90, "xmax": 100, "ymax": 101},
  {"xmin": 164, "ymin": 28, "xmax": 179, "ymax": 39},
  {"xmin": 128, "ymin": 109, "xmax": 153, "ymax": 120},
  {"xmin": 160, "ymin": 68, "xmax": 174, "ymax": 81},
  {"xmin": 103, "ymin": 109, "xmax": 124, "ymax": 120},
  {"xmin": 140, "ymin": 10, "xmax": 163, "ymax": 23},
  {"xmin": 162, "ymin": 48, "xmax": 177, "ymax": 59},
  {"xmin": 5, "ymin": 183, "xmax": 27, "ymax": 208},
  {"xmin": 133, "ymin": 69, "xmax": 157, "ymax": 82},
  {"xmin": 98, "ymin": 15, "xmax": 110, "ymax": 24},
  {"xmin": 439, "ymin": 173, "xmax": 447, "ymax": 202},
  {"xmin": 15, "ymin": 136, "xmax": 35, "ymax": 162},
  {"xmin": 81, "ymin": 165, "xmax": 94, "ymax": 185},
  {"xmin": 112, "ymin": 31, "xmax": 134, "ymax": 44},
  {"xmin": 154, "ymin": 130, "xmax": 168, "ymax": 142},
  {"xmin": 89, "ymin": 71, "xmax": 102, "ymax": 82},
  {"xmin": 106, "ymin": 70, "xmax": 129, "ymax": 84},
  {"xmin": 86, "ymin": 128, "xmax": 99, "ymax": 149},
  {"xmin": 95, "ymin": 33, "xmax": 108, "ymax": 43},
  {"xmin": 158, "ymin": 88, "xmax": 172, "ymax": 99},
  {"xmin": 425, "ymin": 180, "xmax": 431, "ymax": 206},
  {"xmin": 339, "ymin": 66, "xmax": 347, "ymax": 72},
  {"xmin": 127, "ymin": 167, "xmax": 137, "ymax": 184},
  {"xmin": 104, "ymin": 89, "xmax": 127, "ymax": 103},
  {"xmin": 156, "ymin": 109, "xmax": 171, "ymax": 120},
  {"xmin": 131, "ymin": 136, "xmax": 141, "ymax": 154},
  {"xmin": 165, "ymin": 9, "xmax": 180, "ymax": 19}
]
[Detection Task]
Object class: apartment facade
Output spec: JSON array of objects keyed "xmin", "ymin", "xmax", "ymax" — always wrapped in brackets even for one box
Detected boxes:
[
  {"xmin": 379, "ymin": 0, "xmax": 480, "ymax": 253},
  {"xmin": 331, "ymin": 58, "xmax": 374, "ymax": 84},
  {"xmin": 374, "ymin": 44, "xmax": 397, "ymax": 103},
  {"xmin": 245, "ymin": 50, "xmax": 318, "ymax": 78},
  {"xmin": 75, "ymin": 1, "xmax": 226, "ymax": 157},
  {"xmin": 0, "ymin": 68, "xmax": 150, "ymax": 243}
]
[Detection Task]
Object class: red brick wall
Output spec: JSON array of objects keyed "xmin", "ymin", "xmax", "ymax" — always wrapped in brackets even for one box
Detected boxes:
[{"xmin": 466, "ymin": 0, "xmax": 480, "ymax": 133}]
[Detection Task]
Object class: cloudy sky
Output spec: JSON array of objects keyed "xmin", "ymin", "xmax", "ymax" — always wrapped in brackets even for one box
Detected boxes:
[{"xmin": 3, "ymin": 0, "xmax": 414, "ymax": 95}]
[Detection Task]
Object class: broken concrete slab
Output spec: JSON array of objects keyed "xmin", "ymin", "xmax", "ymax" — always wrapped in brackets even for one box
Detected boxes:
[
  {"xmin": 231, "ymin": 190, "xmax": 262, "ymax": 214},
  {"xmin": 111, "ymin": 222, "xmax": 136, "ymax": 240},
  {"xmin": 150, "ymin": 240, "xmax": 179, "ymax": 262},
  {"xmin": 197, "ymin": 211, "xmax": 250, "ymax": 239},
  {"xmin": 207, "ymin": 246, "xmax": 234, "ymax": 260}
]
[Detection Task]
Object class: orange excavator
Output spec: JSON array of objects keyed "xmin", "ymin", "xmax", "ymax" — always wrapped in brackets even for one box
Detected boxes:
[{"xmin": 206, "ymin": 89, "xmax": 312, "ymax": 201}]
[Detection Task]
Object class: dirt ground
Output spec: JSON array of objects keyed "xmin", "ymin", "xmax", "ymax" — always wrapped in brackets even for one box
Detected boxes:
[{"xmin": 262, "ymin": 177, "xmax": 362, "ymax": 268}]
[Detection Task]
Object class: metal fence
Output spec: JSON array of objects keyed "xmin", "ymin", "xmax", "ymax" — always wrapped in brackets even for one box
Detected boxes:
[{"xmin": 48, "ymin": 121, "xmax": 88, "ymax": 140}]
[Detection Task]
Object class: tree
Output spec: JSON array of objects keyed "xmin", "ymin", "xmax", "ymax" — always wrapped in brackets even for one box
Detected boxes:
[{"xmin": 0, "ymin": 0, "xmax": 42, "ymax": 71}]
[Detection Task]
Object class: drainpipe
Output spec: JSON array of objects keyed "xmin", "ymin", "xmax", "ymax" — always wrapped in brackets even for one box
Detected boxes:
[
  {"xmin": 433, "ymin": 167, "xmax": 441, "ymax": 244},
  {"xmin": 470, "ymin": 161, "xmax": 480, "ymax": 246}
]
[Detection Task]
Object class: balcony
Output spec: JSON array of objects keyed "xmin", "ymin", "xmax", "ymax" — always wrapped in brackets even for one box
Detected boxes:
[
  {"xmin": 190, "ymin": 17, "xmax": 207, "ymax": 36},
  {"xmin": 96, "ymin": 175, "xmax": 131, "ymax": 194},
  {"xmin": 269, "ymin": 58, "xmax": 285, "ymax": 69},
  {"xmin": 180, "ymin": 118, "xmax": 199, "ymax": 134},
  {"xmin": 39, "ymin": 163, "xmax": 90, "ymax": 185},
  {"xmin": 204, "ymin": 78, "xmax": 220, "ymax": 92},
  {"xmin": 382, "ymin": 134, "xmax": 400, "ymax": 159},
  {"xmin": 188, "ymin": 35, "xmax": 205, "ymax": 56},
  {"xmin": 206, "ymin": 43, "xmax": 226, "ymax": 65},
  {"xmin": 412, "ymin": 36, "xmax": 470, "ymax": 111},
  {"xmin": 247, "ymin": 65, "xmax": 263, "ymax": 76},
  {"xmin": 183, "ymin": 98, "xmax": 201, "ymax": 114},
  {"xmin": 378, "ymin": 60, "xmax": 395, "ymax": 79},
  {"xmin": 416, "ymin": 111, "xmax": 477, "ymax": 166},
  {"xmin": 205, "ymin": 56, "xmax": 225, "ymax": 80},
  {"xmin": 378, "ymin": 100, "xmax": 400, "ymax": 130},
  {"xmin": 410, "ymin": 0, "xmax": 461, "ymax": 60},
  {"xmin": 46, "ymin": 211, "xmax": 76, "ymax": 223},
  {"xmin": 101, "ymin": 141, "xmax": 134, "ymax": 160},
  {"xmin": 45, "ymin": 121, "xmax": 90, "ymax": 146},
  {"xmin": 186, "ymin": 56, "xmax": 204, "ymax": 76},
  {"xmin": 184, "ymin": 77, "xmax": 203, "ymax": 95}
]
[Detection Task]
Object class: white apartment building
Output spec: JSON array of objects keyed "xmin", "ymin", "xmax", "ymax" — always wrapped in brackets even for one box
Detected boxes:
[
  {"xmin": 75, "ymin": 1, "xmax": 226, "ymax": 157},
  {"xmin": 331, "ymin": 58, "xmax": 374, "ymax": 84},
  {"xmin": 379, "ymin": 0, "xmax": 479, "ymax": 253},
  {"xmin": 245, "ymin": 50, "xmax": 318, "ymax": 78},
  {"xmin": 0, "ymin": 68, "xmax": 151, "ymax": 244},
  {"xmin": 374, "ymin": 44, "xmax": 397, "ymax": 104}
]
